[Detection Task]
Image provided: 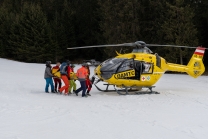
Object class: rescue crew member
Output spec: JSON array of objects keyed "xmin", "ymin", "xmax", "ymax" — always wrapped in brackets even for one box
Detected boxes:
[
  {"xmin": 52, "ymin": 62, "xmax": 62, "ymax": 93},
  {"xmin": 44, "ymin": 61, "xmax": 55, "ymax": 93},
  {"xmin": 58, "ymin": 60, "xmax": 71, "ymax": 95},
  {"xmin": 68, "ymin": 64, "xmax": 77, "ymax": 94},
  {"xmin": 74, "ymin": 63, "xmax": 88, "ymax": 97},
  {"xmin": 85, "ymin": 63, "xmax": 92, "ymax": 96}
]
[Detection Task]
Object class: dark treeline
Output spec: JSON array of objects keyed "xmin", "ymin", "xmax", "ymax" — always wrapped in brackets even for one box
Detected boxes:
[{"xmin": 0, "ymin": 0, "xmax": 208, "ymax": 67}]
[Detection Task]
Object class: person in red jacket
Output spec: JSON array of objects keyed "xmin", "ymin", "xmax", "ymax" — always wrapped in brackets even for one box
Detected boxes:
[
  {"xmin": 52, "ymin": 62, "xmax": 62, "ymax": 93},
  {"xmin": 85, "ymin": 64, "xmax": 92, "ymax": 96}
]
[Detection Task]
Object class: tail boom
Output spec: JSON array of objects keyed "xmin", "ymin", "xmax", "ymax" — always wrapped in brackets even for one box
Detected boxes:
[
  {"xmin": 166, "ymin": 47, "xmax": 206, "ymax": 78},
  {"xmin": 186, "ymin": 47, "xmax": 206, "ymax": 78}
]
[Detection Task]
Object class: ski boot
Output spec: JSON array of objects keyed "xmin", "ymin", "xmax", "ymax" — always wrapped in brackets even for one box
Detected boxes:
[{"xmin": 86, "ymin": 90, "xmax": 91, "ymax": 96}]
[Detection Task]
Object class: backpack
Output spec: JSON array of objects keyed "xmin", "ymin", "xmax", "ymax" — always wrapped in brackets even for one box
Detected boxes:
[{"xmin": 60, "ymin": 62, "xmax": 68, "ymax": 75}]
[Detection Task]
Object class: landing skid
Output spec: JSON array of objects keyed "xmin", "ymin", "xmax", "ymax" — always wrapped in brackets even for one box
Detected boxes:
[
  {"xmin": 92, "ymin": 75, "xmax": 159, "ymax": 95},
  {"xmin": 115, "ymin": 86, "xmax": 160, "ymax": 95},
  {"xmin": 93, "ymin": 76, "xmax": 120, "ymax": 92},
  {"xmin": 94, "ymin": 83, "xmax": 159, "ymax": 95},
  {"xmin": 94, "ymin": 83, "xmax": 119, "ymax": 92}
]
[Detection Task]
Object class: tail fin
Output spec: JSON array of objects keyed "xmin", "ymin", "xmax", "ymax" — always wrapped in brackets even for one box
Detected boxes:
[{"xmin": 187, "ymin": 47, "xmax": 206, "ymax": 78}]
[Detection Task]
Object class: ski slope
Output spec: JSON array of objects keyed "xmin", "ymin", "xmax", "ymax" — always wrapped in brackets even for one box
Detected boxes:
[{"xmin": 0, "ymin": 58, "xmax": 208, "ymax": 139}]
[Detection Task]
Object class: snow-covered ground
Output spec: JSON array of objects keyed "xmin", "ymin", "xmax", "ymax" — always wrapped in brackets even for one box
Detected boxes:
[{"xmin": 0, "ymin": 58, "xmax": 208, "ymax": 139}]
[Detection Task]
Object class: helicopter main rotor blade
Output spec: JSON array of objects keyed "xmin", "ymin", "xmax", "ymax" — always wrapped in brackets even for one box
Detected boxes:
[
  {"xmin": 67, "ymin": 41, "xmax": 208, "ymax": 50},
  {"xmin": 146, "ymin": 44, "xmax": 208, "ymax": 49},
  {"xmin": 67, "ymin": 43, "xmax": 135, "ymax": 49}
]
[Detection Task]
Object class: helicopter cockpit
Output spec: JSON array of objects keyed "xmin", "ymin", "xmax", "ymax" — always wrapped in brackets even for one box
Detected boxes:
[{"xmin": 99, "ymin": 57, "xmax": 153, "ymax": 80}]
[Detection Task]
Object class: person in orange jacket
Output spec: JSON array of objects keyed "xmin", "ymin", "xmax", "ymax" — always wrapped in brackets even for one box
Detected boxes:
[
  {"xmin": 52, "ymin": 62, "xmax": 62, "ymax": 93},
  {"xmin": 74, "ymin": 63, "xmax": 88, "ymax": 97}
]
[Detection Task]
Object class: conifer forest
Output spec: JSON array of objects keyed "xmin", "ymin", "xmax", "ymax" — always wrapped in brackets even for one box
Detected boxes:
[{"xmin": 0, "ymin": 0, "xmax": 208, "ymax": 69}]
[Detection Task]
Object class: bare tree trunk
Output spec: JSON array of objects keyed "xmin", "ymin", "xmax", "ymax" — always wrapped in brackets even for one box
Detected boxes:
[{"xmin": 180, "ymin": 48, "xmax": 183, "ymax": 65}]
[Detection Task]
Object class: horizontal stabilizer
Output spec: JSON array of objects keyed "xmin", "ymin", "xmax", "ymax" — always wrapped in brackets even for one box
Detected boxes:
[{"xmin": 187, "ymin": 47, "xmax": 206, "ymax": 78}]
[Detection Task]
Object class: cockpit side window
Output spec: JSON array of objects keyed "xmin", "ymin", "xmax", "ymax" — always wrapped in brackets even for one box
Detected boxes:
[
  {"xmin": 117, "ymin": 59, "xmax": 134, "ymax": 73},
  {"xmin": 100, "ymin": 58, "xmax": 126, "ymax": 72},
  {"xmin": 100, "ymin": 58, "xmax": 128, "ymax": 80}
]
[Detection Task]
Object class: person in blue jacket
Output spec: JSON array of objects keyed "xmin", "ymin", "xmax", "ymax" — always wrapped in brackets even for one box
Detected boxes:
[{"xmin": 44, "ymin": 61, "xmax": 55, "ymax": 93}]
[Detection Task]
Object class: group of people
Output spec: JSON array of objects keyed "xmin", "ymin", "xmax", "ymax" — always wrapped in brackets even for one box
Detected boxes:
[{"xmin": 44, "ymin": 60, "xmax": 94, "ymax": 97}]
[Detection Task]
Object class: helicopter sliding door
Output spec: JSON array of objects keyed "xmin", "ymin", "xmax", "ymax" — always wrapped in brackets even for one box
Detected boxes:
[{"xmin": 134, "ymin": 61, "xmax": 153, "ymax": 80}]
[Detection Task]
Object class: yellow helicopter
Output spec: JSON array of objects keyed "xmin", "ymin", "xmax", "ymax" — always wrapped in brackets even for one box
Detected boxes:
[{"xmin": 67, "ymin": 41, "xmax": 207, "ymax": 95}]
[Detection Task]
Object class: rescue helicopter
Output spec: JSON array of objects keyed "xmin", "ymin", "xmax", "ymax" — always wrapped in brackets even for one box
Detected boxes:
[{"xmin": 67, "ymin": 41, "xmax": 207, "ymax": 95}]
